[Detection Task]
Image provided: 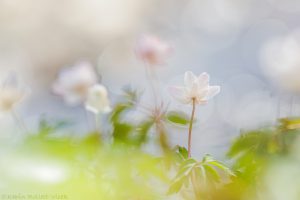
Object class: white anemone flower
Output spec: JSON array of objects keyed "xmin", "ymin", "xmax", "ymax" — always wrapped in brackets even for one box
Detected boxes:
[
  {"xmin": 52, "ymin": 61, "xmax": 98, "ymax": 106},
  {"xmin": 135, "ymin": 34, "xmax": 172, "ymax": 66},
  {"xmin": 85, "ymin": 84, "xmax": 111, "ymax": 114},
  {"xmin": 169, "ymin": 71, "xmax": 220, "ymax": 105},
  {"xmin": 0, "ymin": 73, "xmax": 29, "ymax": 112},
  {"xmin": 169, "ymin": 71, "xmax": 220, "ymax": 158}
]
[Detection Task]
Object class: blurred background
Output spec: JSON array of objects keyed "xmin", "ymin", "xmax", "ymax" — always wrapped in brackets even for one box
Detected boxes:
[{"xmin": 1, "ymin": 0, "xmax": 300, "ymax": 159}]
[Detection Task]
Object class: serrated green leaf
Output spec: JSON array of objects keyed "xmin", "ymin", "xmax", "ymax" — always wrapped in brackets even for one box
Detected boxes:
[
  {"xmin": 168, "ymin": 159, "xmax": 197, "ymax": 194},
  {"xmin": 207, "ymin": 160, "xmax": 235, "ymax": 177},
  {"xmin": 167, "ymin": 176, "xmax": 185, "ymax": 194}
]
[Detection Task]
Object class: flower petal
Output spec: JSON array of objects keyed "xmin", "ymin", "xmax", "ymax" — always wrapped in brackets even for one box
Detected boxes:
[
  {"xmin": 64, "ymin": 93, "xmax": 83, "ymax": 106},
  {"xmin": 135, "ymin": 35, "xmax": 171, "ymax": 65},
  {"xmin": 205, "ymin": 86, "xmax": 220, "ymax": 100},
  {"xmin": 168, "ymin": 86, "xmax": 190, "ymax": 104},
  {"xmin": 0, "ymin": 73, "xmax": 30, "ymax": 112},
  {"xmin": 85, "ymin": 84, "xmax": 111, "ymax": 114},
  {"xmin": 184, "ymin": 71, "xmax": 197, "ymax": 88},
  {"xmin": 198, "ymin": 72, "xmax": 210, "ymax": 87},
  {"xmin": 52, "ymin": 62, "xmax": 98, "ymax": 106}
]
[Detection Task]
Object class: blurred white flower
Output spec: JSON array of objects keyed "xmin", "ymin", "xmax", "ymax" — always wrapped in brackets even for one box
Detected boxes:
[
  {"xmin": 0, "ymin": 73, "xmax": 29, "ymax": 112},
  {"xmin": 135, "ymin": 34, "xmax": 171, "ymax": 66},
  {"xmin": 169, "ymin": 71, "xmax": 220, "ymax": 105},
  {"xmin": 261, "ymin": 33, "xmax": 300, "ymax": 93},
  {"xmin": 85, "ymin": 84, "xmax": 111, "ymax": 114},
  {"xmin": 52, "ymin": 61, "xmax": 98, "ymax": 106}
]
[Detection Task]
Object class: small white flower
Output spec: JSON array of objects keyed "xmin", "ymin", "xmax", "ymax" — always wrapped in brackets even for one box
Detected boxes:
[
  {"xmin": 135, "ymin": 34, "xmax": 171, "ymax": 65},
  {"xmin": 169, "ymin": 71, "xmax": 220, "ymax": 105},
  {"xmin": 52, "ymin": 61, "xmax": 98, "ymax": 106},
  {"xmin": 85, "ymin": 84, "xmax": 111, "ymax": 114},
  {"xmin": 0, "ymin": 73, "xmax": 29, "ymax": 112}
]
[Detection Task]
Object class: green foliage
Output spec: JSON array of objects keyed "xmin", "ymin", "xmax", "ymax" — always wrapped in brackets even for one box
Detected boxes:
[
  {"xmin": 166, "ymin": 111, "xmax": 191, "ymax": 126},
  {"xmin": 4, "ymin": 94, "xmax": 300, "ymax": 200},
  {"xmin": 173, "ymin": 145, "xmax": 189, "ymax": 160},
  {"xmin": 227, "ymin": 118, "xmax": 300, "ymax": 184},
  {"xmin": 135, "ymin": 120, "xmax": 155, "ymax": 145},
  {"xmin": 0, "ymin": 115, "xmax": 169, "ymax": 199},
  {"xmin": 221, "ymin": 117, "xmax": 300, "ymax": 200},
  {"xmin": 166, "ymin": 110, "xmax": 198, "ymax": 127},
  {"xmin": 0, "ymin": 113, "xmax": 232, "ymax": 200},
  {"xmin": 38, "ymin": 117, "xmax": 72, "ymax": 136},
  {"xmin": 110, "ymin": 88, "xmax": 155, "ymax": 146},
  {"xmin": 0, "ymin": 87, "xmax": 237, "ymax": 200},
  {"xmin": 168, "ymin": 154, "xmax": 234, "ymax": 198}
]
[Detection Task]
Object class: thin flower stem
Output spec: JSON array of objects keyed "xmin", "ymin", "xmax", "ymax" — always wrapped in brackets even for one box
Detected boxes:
[
  {"xmin": 150, "ymin": 68, "xmax": 162, "ymax": 103},
  {"xmin": 144, "ymin": 62, "xmax": 159, "ymax": 107},
  {"xmin": 84, "ymin": 108, "xmax": 91, "ymax": 132},
  {"xmin": 11, "ymin": 109, "xmax": 28, "ymax": 133},
  {"xmin": 188, "ymin": 98, "xmax": 196, "ymax": 158},
  {"xmin": 94, "ymin": 113, "xmax": 99, "ymax": 131}
]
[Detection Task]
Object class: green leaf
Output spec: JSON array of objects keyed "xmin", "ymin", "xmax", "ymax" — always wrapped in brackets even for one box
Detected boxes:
[
  {"xmin": 134, "ymin": 120, "xmax": 154, "ymax": 145},
  {"xmin": 166, "ymin": 111, "xmax": 192, "ymax": 126},
  {"xmin": 208, "ymin": 161, "xmax": 235, "ymax": 177},
  {"xmin": 168, "ymin": 159, "xmax": 197, "ymax": 194},
  {"xmin": 167, "ymin": 176, "xmax": 185, "ymax": 194},
  {"xmin": 81, "ymin": 132, "xmax": 102, "ymax": 146},
  {"xmin": 112, "ymin": 122, "xmax": 134, "ymax": 143},
  {"xmin": 203, "ymin": 154, "xmax": 235, "ymax": 176},
  {"xmin": 227, "ymin": 131, "xmax": 270, "ymax": 158},
  {"xmin": 178, "ymin": 146, "xmax": 188, "ymax": 159},
  {"xmin": 110, "ymin": 103, "xmax": 132, "ymax": 123},
  {"xmin": 202, "ymin": 164, "xmax": 221, "ymax": 183},
  {"xmin": 38, "ymin": 117, "xmax": 72, "ymax": 136},
  {"xmin": 279, "ymin": 117, "xmax": 300, "ymax": 130},
  {"xmin": 173, "ymin": 145, "xmax": 188, "ymax": 160},
  {"xmin": 198, "ymin": 164, "xmax": 207, "ymax": 184},
  {"xmin": 122, "ymin": 85, "xmax": 141, "ymax": 102}
]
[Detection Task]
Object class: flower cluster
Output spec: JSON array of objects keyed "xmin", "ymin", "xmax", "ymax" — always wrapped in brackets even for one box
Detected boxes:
[
  {"xmin": 0, "ymin": 34, "xmax": 220, "ymax": 156},
  {"xmin": 52, "ymin": 61, "xmax": 111, "ymax": 114},
  {"xmin": 0, "ymin": 34, "xmax": 225, "ymax": 200}
]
